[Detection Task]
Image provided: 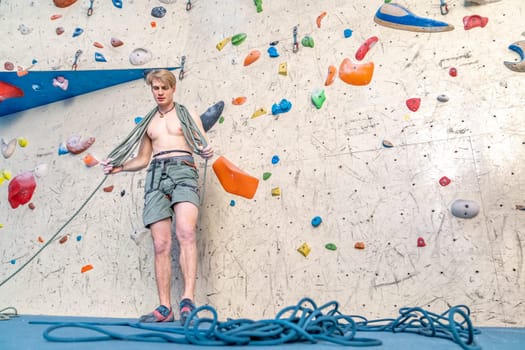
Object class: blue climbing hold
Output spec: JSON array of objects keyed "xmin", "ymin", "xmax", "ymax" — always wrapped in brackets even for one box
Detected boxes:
[
  {"xmin": 267, "ymin": 47, "xmax": 279, "ymax": 58},
  {"xmin": 10, "ymin": 259, "xmax": 16, "ymax": 265},
  {"xmin": 58, "ymin": 143, "xmax": 69, "ymax": 155},
  {"xmin": 134, "ymin": 116, "xmax": 143, "ymax": 124},
  {"xmin": 344, "ymin": 29, "xmax": 353, "ymax": 38},
  {"xmin": 271, "ymin": 99, "xmax": 292, "ymax": 115},
  {"xmin": 76, "ymin": 235, "xmax": 82, "ymax": 242},
  {"xmin": 230, "ymin": 200, "xmax": 236, "ymax": 207},
  {"xmin": 271, "ymin": 155, "xmax": 280, "ymax": 164},
  {"xmin": 151, "ymin": 6, "xmax": 166, "ymax": 18},
  {"xmin": 311, "ymin": 216, "xmax": 322, "ymax": 227},
  {"xmin": 112, "ymin": 0, "xmax": 122, "ymax": 9},
  {"xmin": 72, "ymin": 27, "xmax": 84, "ymax": 37},
  {"xmin": 94, "ymin": 52, "xmax": 107, "ymax": 62}
]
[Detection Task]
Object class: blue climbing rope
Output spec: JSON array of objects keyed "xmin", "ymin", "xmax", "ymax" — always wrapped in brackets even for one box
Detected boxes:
[{"xmin": 31, "ymin": 298, "xmax": 481, "ymax": 349}]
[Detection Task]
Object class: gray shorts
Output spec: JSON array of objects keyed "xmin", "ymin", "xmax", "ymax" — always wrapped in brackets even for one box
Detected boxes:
[{"xmin": 142, "ymin": 156, "xmax": 200, "ymax": 228}]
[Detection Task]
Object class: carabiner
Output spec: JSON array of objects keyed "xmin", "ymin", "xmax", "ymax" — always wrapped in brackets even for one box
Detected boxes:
[
  {"xmin": 87, "ymin": 0, "xmax": 94, "ymax": 16},
  {"xmin": 440, "ymin": 0, "xmax": 449, "ymax": 15},
  {"xmin": 186, "ymin": 0, "xmax": 192, "ymax": 11},
  {"xmin": 72, "ymin": 49, "xmax": 82, "ymax": 70},
  {"xmin": 179, "ymin": 56, "xmax": 186, "ymax": 80},
  {"xmin": 292, "ymin": 26, "xmax": 299, "ymax": 53}
]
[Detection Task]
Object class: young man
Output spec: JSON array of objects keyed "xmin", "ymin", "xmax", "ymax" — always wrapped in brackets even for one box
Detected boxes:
[{"xmin": 102, "ymin": 69, "xmax": 213, "ymax": 323}]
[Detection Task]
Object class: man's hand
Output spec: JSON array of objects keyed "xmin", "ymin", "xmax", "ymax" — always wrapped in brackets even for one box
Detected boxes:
[
  {"xmin": 199, "ymin": 145, "xmax": 214, "ymax": 160},
  {"xmin": 100, "ymin": 158, "xmax": 122, "ymax": 175}
]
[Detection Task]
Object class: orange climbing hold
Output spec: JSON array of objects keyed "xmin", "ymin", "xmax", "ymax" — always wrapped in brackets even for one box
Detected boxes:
[
  {"xmin": 83, "ymin": 153, "xmax": 99, "ymax": 167},
  {"xmin": 338, "ymin": 58, "xmax": 374, "ymax": 86},
  {"xmin": 212, "ymin": 156, "xmax": 259, "ymax": 199},
  {"xmin": 324, "ymin": 65, "xmax": 337, "ymax": 86},
  {"xmin": 354, "ymin": 241, "xmax": 365, "ymax": 249},
  {"xmin": 103, "ymin": 185, "xmax": 114, "ymax": 192},
  {"xmin": 243, "ymin": 50, "xmax": 261, "ymax": 66},
  {"xmin": 93, "ymin": 42, "xmax": 104, "ymax": 48},
  {"xmin": 232, "ymin": 96, "xmax": 247, "ymax": 105},
  {"xmin": 316, "ymin": 11, "xmax": 327, "ymax": 28},
  {"xmin": 81, "ymin": 264, "xmax": 93, "ymax": 273}
]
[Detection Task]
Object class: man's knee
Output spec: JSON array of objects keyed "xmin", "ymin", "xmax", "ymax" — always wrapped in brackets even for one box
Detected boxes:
[
  {"xmin": 152, "ymin": 235, "xmax": 172, "ymax": 255},
  {"xmin": 176, "ymin": 225, "xmax": 196, "ymax": 244}
]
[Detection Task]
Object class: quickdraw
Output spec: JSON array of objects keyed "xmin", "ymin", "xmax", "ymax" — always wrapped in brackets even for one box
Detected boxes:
[{"xmin": 292, "ymin": 25, "xmax": 299, "ymax": 53}]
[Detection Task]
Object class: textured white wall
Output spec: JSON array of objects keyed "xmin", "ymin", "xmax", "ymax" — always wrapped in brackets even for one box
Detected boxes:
[{"xmin": 0, "ymin": 0, "xmax": 524, "ymax": 326}]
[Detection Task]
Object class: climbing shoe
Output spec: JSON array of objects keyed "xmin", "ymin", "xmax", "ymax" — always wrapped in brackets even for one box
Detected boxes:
[
  {"xmin": 179, "ymin": 298, "xmax": 196, "ymax": 325},
  {"xmin": 138, "ymin": 305, "xmax": 174, "ymax": 323}
]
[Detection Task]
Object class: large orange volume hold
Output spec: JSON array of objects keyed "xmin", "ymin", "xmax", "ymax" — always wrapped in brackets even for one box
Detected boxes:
[
  {"xmin": 338, "ymin": 58, "xmax": 374, "ymax": 86},
  {"xmin": 212, "ymin": 156, "xmax": 259, "ymax": 199},
  {"xmin": 54, "ymin": 0, "xmax": 78, "ymax": 8}
]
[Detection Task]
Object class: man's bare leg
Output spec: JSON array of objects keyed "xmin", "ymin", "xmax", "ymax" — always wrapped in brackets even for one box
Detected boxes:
[
  {"xmin": 150, "ymin": 218, "xmax": 173, "ymax": 309},
  {"xmin": 173, "ymin": 202, "xmax": 199, "ymax": 302}
]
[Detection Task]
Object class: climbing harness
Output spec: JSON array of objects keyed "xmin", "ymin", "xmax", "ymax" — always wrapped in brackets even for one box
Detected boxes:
[
  {"xmin": 440, "ymin": 0, "xmax": 449, "ymax": 15},
  {"xmin": 71, "ymin": 50, "xmax": 82, "ymax": 70},
  {"xmin": 292, "ymin": 25, "xmax": 299, "ymax": 53},
  {"xmin": 0, "ymin": 307, "xmax": 18, "ymax": 321},
  {"xmin": 144, "ymin": 156, "xmax": 199, "ymax": 199},
  {"xmin": 31, "ymin": 297, "xmax": 481, "ymax": 349}
]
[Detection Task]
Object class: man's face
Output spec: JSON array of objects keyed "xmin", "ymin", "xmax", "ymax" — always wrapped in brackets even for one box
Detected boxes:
[{"xmin": 150, "ymin": 78, "xmax": 175, "ymax": 106}]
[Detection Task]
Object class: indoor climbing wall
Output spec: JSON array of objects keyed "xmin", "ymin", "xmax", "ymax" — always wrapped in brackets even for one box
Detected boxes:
[{"xmin": 0, "ymin": 0, "xmax": 524, "ymax": 327}]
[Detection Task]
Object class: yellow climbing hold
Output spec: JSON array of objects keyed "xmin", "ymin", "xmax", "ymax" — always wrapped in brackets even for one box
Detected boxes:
[
  {"xmin": 18, "ymin": 137, "xmax": 28, "ymax": 147},
  {"xmin": 297, "ymin": 242, "xmax": 311, "ymax": 257},
  {"xmin": 251, "ymin": 107, "xmax": 267, "ymax": 119},
  {"xmin": 271, "ymin": 187, "xmax": 281, "ymax": 196},
  {"xmin": 279, "ymin": 62, "xmax": 288, "ymax": 76},
  {"xmin": 2, "ymin": 170, "xmax": 12, "ymax": 180},
  {"xmin": 0, "ymin": 177, "xmax": 4, "ymax": 185},
  {"xmin": 216, "ymin": 37, "xmax": 231, "ymax": 51},
  {"xmin": 0, "ymin": 223, "xmax": 4, "ymax": 228}
]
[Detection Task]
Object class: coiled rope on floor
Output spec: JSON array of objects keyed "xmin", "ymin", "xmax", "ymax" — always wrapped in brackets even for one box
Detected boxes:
[{"xmin": 31, "ymin": 298, "xmax": 481, "ymax": 349}]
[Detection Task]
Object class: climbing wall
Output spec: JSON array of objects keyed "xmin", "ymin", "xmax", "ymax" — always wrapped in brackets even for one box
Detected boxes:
[{"xmin": 0, "ymin": 0, "xmax": 524, "ymax": 327}]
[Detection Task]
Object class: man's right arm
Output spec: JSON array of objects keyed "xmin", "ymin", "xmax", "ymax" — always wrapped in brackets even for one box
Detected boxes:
[{"xmin": 102, "ymin": 135, "xmax": 153, "ymax": 175}]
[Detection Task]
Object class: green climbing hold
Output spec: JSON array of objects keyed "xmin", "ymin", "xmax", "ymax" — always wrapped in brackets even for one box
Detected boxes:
[
  {"xmin": 311, "ymin": 89, "xmax": 326, "ymax": 109},
  {"xmin": 219, "ymin": 116, "xmax": 225, "ymax": 124},
  {"xmin": 325, "ymin": 243, "xmax": 337, "ymax": 251},
  {"xmin": 301, "ymin": 36, "xmax": 314, "ymax": 48},
  {"xmin": 232, "ymin": 33, "xmax": 247, "ymax": 46},
  {"xmin": 254, "ymin": 0, "xmax": 263, "ymax": 12},
  {"xmin": 263, "ymin": 172, "xmax": 272, "ymax": 180}
]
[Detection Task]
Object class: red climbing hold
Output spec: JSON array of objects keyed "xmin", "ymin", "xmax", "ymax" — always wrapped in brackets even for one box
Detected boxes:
[
  {"xmin": 417, "ymin": 237, "xmax": 426, "ymax": 247},
  {"xmin": 406, "ymin": 98, "xmax": 421, "ymax": 112},
  {"xmin": 355, "ymin": 36, "xmax": 378, "ymax": 61},
  {"xmin": 0, "ymin": 81, "xmax": 24, "ymax": 102},
  {"xmin": 439, "ymin": 176, "xmax": 451, "ymax": 186},
  {"xmin": 463, "ymin": 15, "xmax": 488, "ymax": 30},
  {"xmin": 449, "ymin": 67, "xmax": 457, "ymax": 77},
  {"xmin": 8, "ymin": 172, "xmax": 36, "ymax": 209}
]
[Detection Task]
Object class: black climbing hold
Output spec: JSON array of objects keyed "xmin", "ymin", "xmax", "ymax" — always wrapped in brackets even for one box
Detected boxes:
[{"xmin": 200, "ymin": 101, "xmax": 225, "ymax": 132}]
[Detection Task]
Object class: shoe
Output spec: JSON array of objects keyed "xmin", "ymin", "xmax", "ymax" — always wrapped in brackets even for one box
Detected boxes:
[
  {"xmin": 138, "ymin": 305, "xmax": 174, "ymax": 323},
  {"xmin": 374, "ymin": 3, "xmax": 454, "ymax": 33},
  {"xmin": 179, "ymin": 298, "xmax": 196, "ymax": 325}
]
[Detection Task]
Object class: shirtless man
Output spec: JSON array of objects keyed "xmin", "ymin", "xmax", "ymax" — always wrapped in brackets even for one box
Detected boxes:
[{"xmin": 102, "ymin": 69, "xmax": 213, "ymax": 323}]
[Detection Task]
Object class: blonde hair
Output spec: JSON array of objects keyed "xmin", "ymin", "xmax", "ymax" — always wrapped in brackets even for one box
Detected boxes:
[{"xmin": 145, "ymin": 69, "xmax": 177, "ymax": 88}]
